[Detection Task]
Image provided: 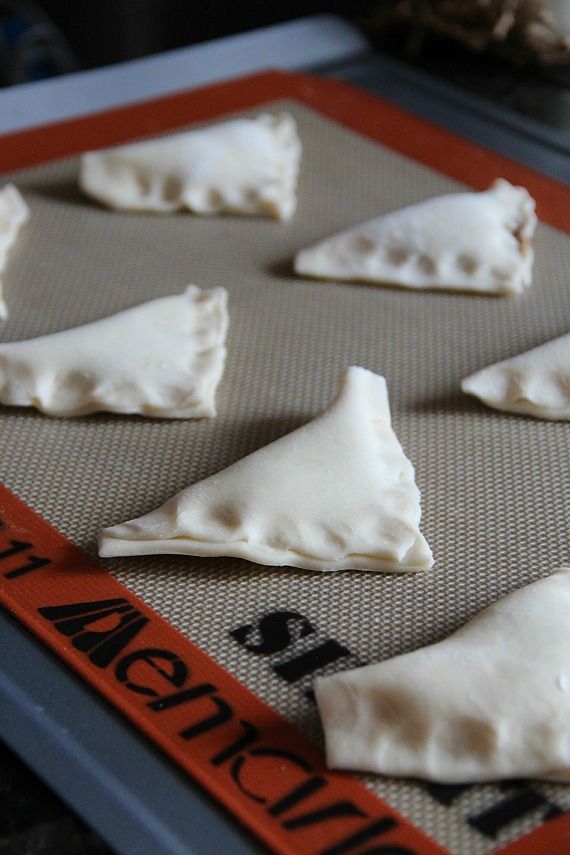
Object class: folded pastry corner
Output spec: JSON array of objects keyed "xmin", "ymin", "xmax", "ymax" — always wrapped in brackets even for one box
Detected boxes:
[
  {"xmin": 315, "ymin": 566, "xmax": 570, "ymax": 783},
  {"xmin": 99, "ymin": 366, "xmax": 433, "ymax": 573},
  {"xmin": 80, "ymin": 113, "xmax": 301, "ymax": 220},
  {"xmin": 0, "ymin": 285, "xmax": 228, "ymax": 417},
  {"xmin": 0, "ymin": 184, "xmax": 30, "ymax": 319},
  {"xmin": 295, "ymin": 178, "xmax": 536, "ymax": 295},
  {"xmin": 461, "ymin": 332, "xmax": 570, "ymax": 420}
]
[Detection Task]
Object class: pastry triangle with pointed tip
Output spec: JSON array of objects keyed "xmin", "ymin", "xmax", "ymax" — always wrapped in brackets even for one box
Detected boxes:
[
  {"xmin": 80, "ymin": 113, "xmax": 301, "ymax": 220},
  {"xmin": 315, "ymin": 566, "xmax": 570, "ymax": 783},
  {"xmin": 295, "ymin": 179, "xmax": 536, "ymax": 295},
  {"xmin": 0, "ymin": 184, "xmax": 30, "ymax": 319},
  {"xmin": 461, "ymin": 332, "xmax": 570, "ymax": 420},
  {"xmin": 0, "ymin": 286, "xmax": 228, "ymax": 417},
  {"xmin": 99, "ymin": 367, "xmax": 433, "ymax": 573}
]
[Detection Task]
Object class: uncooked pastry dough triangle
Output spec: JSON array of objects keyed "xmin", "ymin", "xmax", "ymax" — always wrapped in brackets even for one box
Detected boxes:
[
  {"xmin": 0, "ymin": 184, "xmax": 30, "ymax": 319},
  {"xmin": 461, "ymin": 332, "xmax": 570, "ymax": 420},
  {"xmin": 315, "ymin": 566, "xmax": 570, "ymax": 783},
  {"xmin": 295, "ymin": 179, "xmax": 536, "ymax": 295},
  {"xmin": 99, "ymin": 367, "xmax": 433, "ymax": 572},
  {"xmin": 0, "ymin": 286, "xmax": 228, "ymax": 417},
  {"xmin": 80, "ymin": 113, "xmax": 301, "ymax": 220}
]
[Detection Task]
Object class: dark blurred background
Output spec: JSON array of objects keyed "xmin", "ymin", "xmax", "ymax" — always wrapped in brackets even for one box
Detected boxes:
[
  {"xmin": 27, "ymin": 1, "xmax": 372, "ymax": 70},
  {"xmin": 2, "ymin": 1, "xmax": 374, "ymax": 84},
  {"xmin": 1, "ymin": 0, "xmax": 569, "ymax": 130}
]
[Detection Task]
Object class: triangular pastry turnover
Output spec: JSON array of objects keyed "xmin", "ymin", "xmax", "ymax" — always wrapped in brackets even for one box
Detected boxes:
[
  {"xmin": 295, "ymin": 179, "xmax": 536, "ymax": 295},
  {"xmin": 80, "ymin": 113, "xmax": 301, "ymax": 220},
  {"xmin": 0, "ymin": 184, "xmax": 30, "ymax": 319},
  {"xmin": 0, "ymin": 286, "xmax": 228, "ymax": 417},
  {"xmin": 99, "ymin": 366, "xmax": 433, "ymax": 572},
  {"xmin": 315, "ymin": 567, "xmax": 570, "ymax": 783},
  {"xmin": 461, "ymin": 332, "xmax": 570, "ymax": 420}
]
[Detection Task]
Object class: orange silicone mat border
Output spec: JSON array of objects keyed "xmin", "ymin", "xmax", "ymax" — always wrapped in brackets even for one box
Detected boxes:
[
  {"xmin": 0, "ymin": 483, "xmax": 448, "ymax": 855},
  {"xmin": 1, "ymin": 69, "xmax": 568, "ymax": 232},
  {"xmin": 1, "ymin": 69, "xmax": 569, "ymax": 854},
  {"xmin": 492, "ymin": 811, "xmax": 570, "ymax": 855}
]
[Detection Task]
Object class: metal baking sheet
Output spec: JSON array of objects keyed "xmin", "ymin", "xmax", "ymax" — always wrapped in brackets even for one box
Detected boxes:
[{"xmin": 0, "ymin": 70, "xmax": 568, "ymax": 855}]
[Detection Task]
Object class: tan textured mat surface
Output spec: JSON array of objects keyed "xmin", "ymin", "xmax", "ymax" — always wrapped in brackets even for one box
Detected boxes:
[{"xmin": 1, "ymin": 100, "xmax": 569, "ymax": 853}]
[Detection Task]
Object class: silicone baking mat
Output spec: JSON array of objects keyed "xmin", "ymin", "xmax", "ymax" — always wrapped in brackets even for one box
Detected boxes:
[{"xmin": 0, "ymin": 71, "xmax": 569, "ymax": 855}]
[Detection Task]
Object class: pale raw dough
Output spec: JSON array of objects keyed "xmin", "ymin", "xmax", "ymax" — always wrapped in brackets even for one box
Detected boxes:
[
  {"xmin": 80, "ymin": 113, "xmax": 301, "ymax": 220},
  {"xmin": 461, "ymin": 332, "xmax": 570, "ymax": 420},
  {"xmin": 99, "ymin": 366, "xmax": 433, "ymax": 573},
  {"xmin": 315, "ymin": 566, "xmax": 570, "ymax": 783},
  {"xmin": 0, "ymin": 286, "xmax": 228, "ymax": 417},
  {"xmin": 295, "ymin": 179, "xmax": 536, "ymax": 295},
  {"xmin": 0, "ymin": 184, "xmax": 30, "ymax": 319}
]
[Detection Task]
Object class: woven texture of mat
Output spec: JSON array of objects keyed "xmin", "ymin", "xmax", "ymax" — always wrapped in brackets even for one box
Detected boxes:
[{"xmin": 1, "ymin": 100, "xmax": 569, "ymax": 854}]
